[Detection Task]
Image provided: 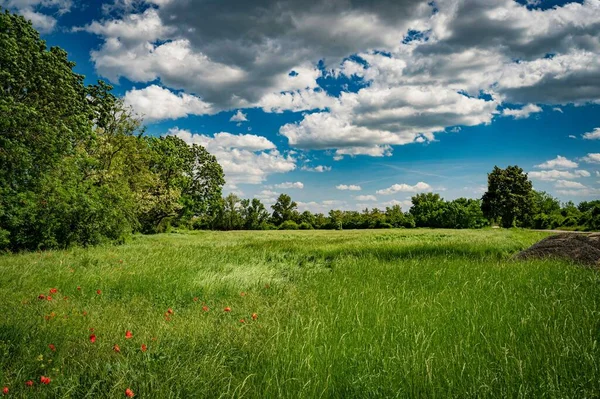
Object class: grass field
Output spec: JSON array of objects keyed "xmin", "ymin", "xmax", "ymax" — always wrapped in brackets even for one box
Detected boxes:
[{"xmin": 0, "ymin": 229, "xmax": 599, "ymax": 398}]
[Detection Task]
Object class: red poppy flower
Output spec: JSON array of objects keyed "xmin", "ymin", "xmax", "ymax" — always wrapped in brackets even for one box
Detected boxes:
[
  {"xmin": 48, "ymin": 344, "xmax": 56, "ymax": 351},
  {"xmin": 252, "ymin": 313, "xmax": 258, "ymax": 320},
  {"xmin": 25, "ymin": 380, "xmax": 34, "ymax": 387},
  {"xmin": 82, "ymin": 311, "xmax": 88, "ymax": 316},
  {"xmin": 125, "ymin": 331, "xmax": 133, "ymax": 339},
  {"xmin": 77, "ymin": 286, "xmax": 81, "ymax": 291},
  {"xmin": 224, "ymin": 307, "xmax": 231, "ymax": 312},
  {"xmin": 89, "ymin": 334, "xmax": 96, "ymax": 343},
  {"xmin": 167, "ymin": 308, "xmax": 174, "ymax": 315},
  {"xmin": 113, "ymin": 344, "xmax": 121, "ymax": 353},
  {"xmin": 96, "ymin": 290, "xmax": 102, "ymax": 295},
  {"xmin": 193, "ymin": 297, "xmax": 198, "ymax": 302},
  {"xmin": 140, "ymin": 344, "xmax": 147, "ymax": 352},
  {"xmin": 49, "ymin": 288, "xmax": 58, "ymax": 294},
  {"xmin": 38, "ymin": 294, "xmax": 46, "ymax": 300},
  {"xmin": 40, "ymin": 376, "xmax": 51, "ymax": 385},
  {"xmin": 46, "ymin": 296, "xmax": 52, "ymax": 301},
  {"xmin": 202, "ymin": 306, "xmax": 209, "ymax": 312},
  {"xmin": 240, "ymin": 292, "xmax": 246, "ymax": 297},
  {"xmin": 2, "ymin": 387, "xmax": 8, "ymax": 395},
  {"xmin": 125, "ymin": 388, "xmax": 135, "ymax": 397},
  {"xmin": 239, "ymin": 319, "xmax": 245, "ymax": 323}
]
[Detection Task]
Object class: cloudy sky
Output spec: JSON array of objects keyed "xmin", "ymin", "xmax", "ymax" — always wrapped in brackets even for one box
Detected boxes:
[{"xmin": 5, "ymin": 0, "xmax": 600, "ymax": 212}]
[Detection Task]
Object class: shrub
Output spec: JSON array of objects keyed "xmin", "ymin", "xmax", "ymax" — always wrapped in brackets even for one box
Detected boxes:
[
  {"xmin": 298, "ymin": 222, "xmax": 314, "ymax": 230},
  {"xmin": 279, "ymin": 220, "xmax": 299, "ymax": 230}
]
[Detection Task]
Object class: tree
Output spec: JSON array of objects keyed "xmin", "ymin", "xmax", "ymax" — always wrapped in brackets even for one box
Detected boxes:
[
  {"xmin": 241, "ymin": 198, "xmax": 270, "ymax": 230},
  {"xmin": 481, "ymin": 166, "xmax": 533, "ymax": 228},
  {"xmin": 218, "ymin": 194, "xmax": 244, "ymax": 230},
  {"xmin": 271, "ymin": 194, "xmax": 297, "ymax": 226},
  {"xmin": 410, "ymin": 193, "xmax": 445, "ymax": 227}
]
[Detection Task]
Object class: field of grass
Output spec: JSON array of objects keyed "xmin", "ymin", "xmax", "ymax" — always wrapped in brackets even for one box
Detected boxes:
[{"xmin": 0, "ymin": 229, "xmax": 599, "ymax": 398}]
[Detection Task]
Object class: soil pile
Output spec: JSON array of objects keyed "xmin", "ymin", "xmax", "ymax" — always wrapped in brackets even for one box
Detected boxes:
[{"xmin": 515, "ymin": 233, "xmax": 600, "ymax": 267}]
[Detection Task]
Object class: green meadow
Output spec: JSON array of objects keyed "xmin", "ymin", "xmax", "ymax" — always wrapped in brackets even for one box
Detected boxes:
[{"xmin": 0, "ymin": 229, "xmax": 598, "ymax": 398}]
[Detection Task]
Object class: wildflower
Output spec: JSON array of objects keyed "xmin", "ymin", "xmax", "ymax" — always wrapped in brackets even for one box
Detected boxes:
[
  {"xmin": 77, "ymin": 286, "xmax": 81, "ymax": 291},
  {"xmin": 96, "ymin": 290, "xmax": 102, "ymax": 295},
  {"xmin": 125, "ymin": 388, "xmax": 135, "ymax": 397},
  {"xmin": 140, "ymin": 344, "xmax": 147, "ymax": 352},
  {"xmin": 193, "ymin": 297, "xmax": 198, "ymax": 302},
  {"xmin": 239, "ymin": 319, "xmax": 245, "ymax": 323},
  {"xmin": 82, "ymin": 311, "xmax": 88, "ymax": 316},
  {"xmin": 89, "ymin": 334, "xmax": 96, "ymax": 343},
  {"xmin": 2, "ymin": 387, "xmax": 8, "ymax": 395},
  {"xmin": 49, "ymin": 288, "xmax": 58, "ymax": 294},
  {"xmin": 252, "ymin": 313, "xmax": 258, "ymax": 320},
  {"xmin": 63, "ymin": 296, "xmax": 68, "ymax": 301},
  {"xmin": 38, "ymin": 294, "xmax": 46, "ymax": 300},
  {"xmin": 240, "ymin": 292, "xmax": 246, "ymax": 297},
  {"xmin": 202, "ymin": 306, "xmax": 209, "ymax": 312},
  {"xmin": 48, "ymin": 344, "xmax": 56, "ymax": 352},
  {"xmin": 113, "ymin": 344, "xmax": 120, "ymax": 353},
  {"xmin": 125, "ymin": 331, "xmax": 133, "ymax": 339},
  {"xmin": 224, "ymin": 307, "xmax": 231, "ymax": 312},
  {"xmin": 46, "ymin": 296, "xmax": 52, "ymax": 301},
  {"xmin": 40, "ymin": 376, "xmax": 51, "ymax": 385},
  {"xmin": 25, "ymin": 380, "xmax": 34, "ymax": 387},
  {"xmin": 167, "ymin": 308, "xmax": 174, "ymax": 315}
]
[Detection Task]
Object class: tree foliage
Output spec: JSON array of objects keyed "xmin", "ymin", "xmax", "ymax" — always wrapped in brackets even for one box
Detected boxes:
[{"xmin": 481, "ymin": 166, "xmax": 534, "ymax": 228}]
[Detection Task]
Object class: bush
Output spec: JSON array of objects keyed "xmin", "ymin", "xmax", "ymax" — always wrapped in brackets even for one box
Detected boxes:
[
  {"xmin": 298, "ymin": 222, "xmax": 314, "ymax": 230},
  {"xmin": 279, "ymin": 220, "xmax": 299, "ymax": 230}
]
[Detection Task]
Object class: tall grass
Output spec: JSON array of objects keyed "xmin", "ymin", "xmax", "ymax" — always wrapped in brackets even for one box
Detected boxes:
[{"xmin": 0, "ymin": 229, "xmax": 598, "ymax": 398}]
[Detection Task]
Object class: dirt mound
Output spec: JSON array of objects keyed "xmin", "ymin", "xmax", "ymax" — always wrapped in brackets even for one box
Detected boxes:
[{"xmin": 515, "ymin": 233, "xmax": 600, "ymax": 267}]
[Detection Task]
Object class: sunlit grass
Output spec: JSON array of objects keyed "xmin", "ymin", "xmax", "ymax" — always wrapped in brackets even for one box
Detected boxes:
[{"xmin": 1, "ymin": 229, "xmax": 598, "ymax": 397}]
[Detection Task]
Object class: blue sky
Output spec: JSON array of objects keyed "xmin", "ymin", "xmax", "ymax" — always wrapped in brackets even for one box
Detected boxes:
[{"xmin": 4, "ymin": 0, "xmax": 600, "ymax": 212}]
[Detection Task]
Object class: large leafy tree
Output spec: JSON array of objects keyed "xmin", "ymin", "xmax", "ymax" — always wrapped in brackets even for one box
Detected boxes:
[
  {"xmin": 481, "ymin": 166, "xmax": 533, "ymax": 228},
  {"xmin": 271, "ymin": 194, "xmax": 297, "ymax": 226}
]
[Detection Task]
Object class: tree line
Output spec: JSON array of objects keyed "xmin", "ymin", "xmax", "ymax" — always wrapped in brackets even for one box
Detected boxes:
[{"xmin": 1, "ymin": 10, "xmax": 599, "ymax": 251}]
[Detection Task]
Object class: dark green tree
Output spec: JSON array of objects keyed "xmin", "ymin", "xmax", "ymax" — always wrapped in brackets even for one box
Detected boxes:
[
  {"xmin": 271, "ymin": 194, "xmax": 297, "ymax": 226},
  {"xmin": 481, "ymin": 166, "xmax": 533, "ymax": 228}
]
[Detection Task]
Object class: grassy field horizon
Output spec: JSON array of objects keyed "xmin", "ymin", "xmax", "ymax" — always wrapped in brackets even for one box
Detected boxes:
[{"xmin": 1, "ymin": 229, "xmax": 599, "ymax": 398}]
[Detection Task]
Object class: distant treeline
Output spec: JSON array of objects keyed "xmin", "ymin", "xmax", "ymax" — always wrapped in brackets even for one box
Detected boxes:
[
  {"xmin": 211, "ymin": 191, "xmax": 600, "ymax": 232},
  {"xmin": 1, "ymin": 10, "xmax": 599, "ymax": 252}
]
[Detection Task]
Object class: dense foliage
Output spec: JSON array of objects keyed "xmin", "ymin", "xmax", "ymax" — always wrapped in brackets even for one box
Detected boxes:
[{"xmin": 0, "ymin": 11, "xmax": 224, "ymax": 251}]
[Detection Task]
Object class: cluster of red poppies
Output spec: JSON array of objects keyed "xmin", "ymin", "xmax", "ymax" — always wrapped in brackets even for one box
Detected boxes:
[{"xmin": 2, "ymin": 286, "xmax": 264, "ymax": 397}]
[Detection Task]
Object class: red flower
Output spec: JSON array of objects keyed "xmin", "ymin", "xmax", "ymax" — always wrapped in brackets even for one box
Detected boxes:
[
  {"xmin": 38, "ymin": 294, "xmax": 45, "ymax": 300},
  {"xmin": 49, "ymin": 288, "xmax": 58, "ymax": 294},
  {"xmin": 140, "ymin": 344, "xmax": 147, "ymax": 352},
  {"xmin": 224, "ymin": 307, "xmax": 231, "ymax": 312},
  {"xmin": 96, "ymin": 290, "xmax": 102, "ymax": 295},
  {"xmin": 46, "ymin": 295, "xmax": 52, "ymax": 301},
  {"xmin": 125, "ymin": 388, "xmax": 135, "ymax": 397},
  {"xmin": 125, "ymin": 331, "xmax": 133, "ymax": 339},
  {"xmin": 25, "ymin": 380, "xmax": 34, "ymax": 387},
  {"xmin": 89, "ymin": 334, "xmax": 96, "ymax": 343},
  {"xmin": 240, "ymin": 292, "xmax": 246, "ymax": 297},
  {"xmin": 239, "ymin": 319, "xmax": 245, "ymax": 323},
  {"xmin": 252, "ymin": 313, "xmax": 258, "ymax": 320},
  {"xmin": 40, "ymin": 376, "xmax": 51, "ymax": 385},
  {"xmin": 77, "ymin": 286, "xmax": 81, "ymax": 291},
  {"xmin": 113, "ymin": 344, "xmax": 121, "ymax": 353},
  {"xmin": 2, "ymin": 387, "xmax": 8, "ymax": 395},
  {"xmin": 167, "ymin": 308, "xmax": 174, "ymax": 315},
  {"xmin": 48, "ymin": 344, "xmax": 56, "ymax": 352},
  {"xmin": 193, "ymin": 297, "xmax": 198, "ymax": 302},
  {"xmin": 202, "ymin": 306, "xmax": 209, "ymax": 312}
]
